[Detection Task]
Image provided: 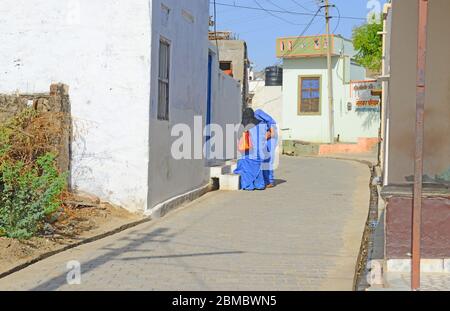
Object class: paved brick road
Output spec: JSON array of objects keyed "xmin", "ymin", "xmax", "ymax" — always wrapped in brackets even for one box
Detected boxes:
[{"xmin": 0, "ymin": 156, "xmax": 370, "ymax": 291}]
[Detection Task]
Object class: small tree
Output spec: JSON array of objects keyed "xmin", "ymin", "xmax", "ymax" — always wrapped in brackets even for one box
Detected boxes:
[{"xmin": 352, "ymin": 20, "xmax": 383, "ymax": 72}]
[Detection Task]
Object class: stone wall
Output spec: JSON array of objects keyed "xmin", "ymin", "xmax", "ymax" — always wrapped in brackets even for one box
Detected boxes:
[
  {"xmin": 0, "ymin": 95, "xmax": 27, "ymax": 123},
  {"xmin": 0, "ymin": 84, "xmax": 71, "ymax": 180}
]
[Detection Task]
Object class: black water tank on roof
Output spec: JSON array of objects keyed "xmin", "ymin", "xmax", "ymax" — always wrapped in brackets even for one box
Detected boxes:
[{"xmin": 265, "ymin": 66, "xmax": 283, "ymax": 86}]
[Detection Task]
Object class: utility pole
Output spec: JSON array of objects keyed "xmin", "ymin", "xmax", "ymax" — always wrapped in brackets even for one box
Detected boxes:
[
  {"xmin": 412, "ymin": 0, "xmax": 429, "ymax": 291},
  {"xmin": 325, "ymin": 0, "xmax": 335, "ymax": 143}
]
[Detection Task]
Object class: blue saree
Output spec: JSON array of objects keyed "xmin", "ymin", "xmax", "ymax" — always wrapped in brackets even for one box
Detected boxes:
[
  {"xmin": 233, "ymin": 123, "xmax": 268, "ymax": 190},
  {"xmin": 254, "ymin": 109, "xmax": 278, "ymax": 186}
]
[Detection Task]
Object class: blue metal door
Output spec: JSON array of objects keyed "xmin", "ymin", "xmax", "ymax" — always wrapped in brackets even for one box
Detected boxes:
[{"xmin": 206, "ymin": 54, "xmax": 213, "ymax": 159}]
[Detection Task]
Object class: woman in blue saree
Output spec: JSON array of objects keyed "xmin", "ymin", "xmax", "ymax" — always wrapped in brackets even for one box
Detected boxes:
[
  {"xmin": 233, "ymin": 108, "xmax": 268, "ymax": 190},
  {"xmin": 254, "ymin": 109, "xmax": 278, "ymax": 188}
]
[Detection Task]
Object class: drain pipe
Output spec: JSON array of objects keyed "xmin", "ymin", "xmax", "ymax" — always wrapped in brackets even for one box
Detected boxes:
[{"xmin": 412, "ymin": 0, "xmax": 429, "ymax": 291}]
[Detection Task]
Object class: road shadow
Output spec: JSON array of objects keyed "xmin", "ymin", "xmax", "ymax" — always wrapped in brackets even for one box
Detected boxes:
[
  {"xmin": 30, "ymin": 226, "xmax": 244, "ymax": 291},
  {"xmin": 274, "ymin": 179, "xmax": 287, "ymax": 186}
]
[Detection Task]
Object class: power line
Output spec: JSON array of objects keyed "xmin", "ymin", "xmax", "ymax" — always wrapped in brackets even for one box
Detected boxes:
[
  {"xmin": 265, "ymin": 0, "xmax": 295, "ymax": 13},
  {"xmin": 216, "ymin": 1, "xmax": 317, "ymax": 17},
  {"xmin": 276, "ymin": 6, "xmax": 323, "ymax": 64},
  {"xmin": 290, "ymin": 0, "xmax": 317, "ymax": 13},
  {"xmin": 332, "ymin": 5, "xmax": 341, "ymax": 34},
  {"xmin": 263, "ymin": 0, "xmax": 313, "ymax": 26},
  {"xmin": 253, "ymin": 0, "xmax": 303, "ymax": 26},
  {"xmin": 211, "ymin": 1, "xmax": 366, "ymax": 21},
  {"xmin": 213, "ymin": 0, "xmax": 220, "ymax": 60},
  {"xmin": 238, "ymin": 21, "xmax": 311, "ymax": 35}
]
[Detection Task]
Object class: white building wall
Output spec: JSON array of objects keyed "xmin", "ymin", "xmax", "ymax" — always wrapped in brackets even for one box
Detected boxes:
[
  {"xmin": 0, "ymin": 0, "xmax": 152, "ymax": 212},
  {"xmin": 334, "ymin": 36, "xmax": 358, "ymax": 58},
  {"xmin": 249, "ymin": 82, "xmax": 282, "ymax": 129},
  {"xmin": 249, "ymin": 82, "xmax": 283, "ymax": 154},
  {"xmin": 282, "ymin": 57, "xmax": 331, "ymax": 143},
  {"xmin": 147, "ymin": 0, "xmax": 210, "ymax": 209},
  {"xmin": 0, "ymin": 0, "xmax": 258, "ymax": 213},
  {"xmin": 381, "ymin": 3, "xmax": 393, "ymax": 186},
  {"xmin": 333, "ymin": 60, "xmax": 379, "ymax": 143}
]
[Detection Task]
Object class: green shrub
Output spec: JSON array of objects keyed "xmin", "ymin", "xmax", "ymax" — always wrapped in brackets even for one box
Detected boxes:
[
  {"xmin": 0, "ymin": 109, "xmax": 68, "ymax": 239},
  {"xmin": 0, "ymin": 153, "xmax": 67, "ymax": 239}
]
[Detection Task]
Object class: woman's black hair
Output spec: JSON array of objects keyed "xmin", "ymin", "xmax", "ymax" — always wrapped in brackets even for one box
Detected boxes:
[{"xmin": 242, "ymin": 108, "xmax": 261, "ymax": 128}]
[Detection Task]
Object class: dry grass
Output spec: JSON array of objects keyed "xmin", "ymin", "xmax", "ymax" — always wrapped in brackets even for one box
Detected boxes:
[{"xmin": 1, "ymin": 109, "xmax": 68, "ymax": 167}]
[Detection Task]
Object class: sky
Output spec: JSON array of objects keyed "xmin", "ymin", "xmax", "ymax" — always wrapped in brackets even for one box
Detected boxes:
[{"xmin": 210, "ymin": 0, "xmax": 388, "ymax": 70}]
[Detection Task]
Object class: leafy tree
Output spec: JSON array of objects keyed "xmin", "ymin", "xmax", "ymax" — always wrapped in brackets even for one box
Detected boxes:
[{"xmin": 352, "ymin": 20, "xmax": 383, "ymax": 72}]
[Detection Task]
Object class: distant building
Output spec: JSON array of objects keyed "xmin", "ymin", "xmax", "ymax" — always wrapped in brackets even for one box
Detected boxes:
[
  {"xmin": 248, "ymin": 62, "xmax": 265, "ymax": 82},
  {"xmin": 277, "ymin": 34, "xmax": 380, "ymax": 154},
  {"xmin": 209, "ymin": 32, "xmax": 249, "ymax": 108}
]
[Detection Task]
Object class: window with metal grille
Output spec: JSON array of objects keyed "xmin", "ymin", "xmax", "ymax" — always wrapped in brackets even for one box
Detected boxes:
[
  {"xmin": 158, "ymin": 38, "xmax": 170, "ymax": 120},
  {"xmin": 298, "ymin": 76, "xmax": 321, "ymax": 115}
]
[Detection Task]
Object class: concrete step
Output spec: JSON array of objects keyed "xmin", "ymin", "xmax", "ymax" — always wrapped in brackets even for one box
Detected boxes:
[
  {"xmin": 219, "ymin": 173, "xmax": 240, "ymax": 191},
  {"xmin": 210, "ymin": 165, "xmax": 232, "ymax": 178},
  {"xmin": 225, "ymin": 159, "xmax": 237, "ymax": 165},
  {"xmin": 225, "ymin": 159, "xmax": 238, "ymax": 172},
  {"xmin": 209, "ymin": 159, "xmax": 238, "ymax": 178},
  {"xmin": 230, "ymin": 162, "xmax": 237, "ymax": 172}
]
